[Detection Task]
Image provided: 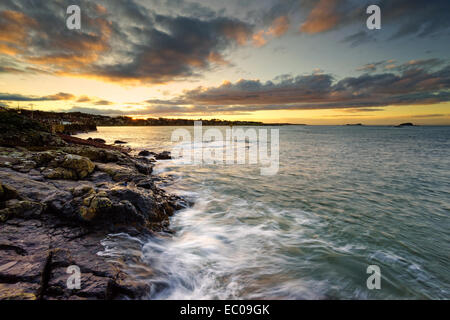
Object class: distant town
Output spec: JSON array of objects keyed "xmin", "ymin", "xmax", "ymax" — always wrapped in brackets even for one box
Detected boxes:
[{"xmin": 0, "ymin": 107, "xmax": 295, "ymax": 135}]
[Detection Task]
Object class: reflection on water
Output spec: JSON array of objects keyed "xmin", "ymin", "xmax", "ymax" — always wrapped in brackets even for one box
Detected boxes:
[{"xmin": 80, "ymin": 126, "xmax": 450, "ymax": 299}]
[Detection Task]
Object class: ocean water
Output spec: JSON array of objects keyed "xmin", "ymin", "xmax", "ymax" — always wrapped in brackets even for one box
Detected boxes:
[{"xmin": 77, "ymin": 125, "xmax": 450, "ymax": 299}]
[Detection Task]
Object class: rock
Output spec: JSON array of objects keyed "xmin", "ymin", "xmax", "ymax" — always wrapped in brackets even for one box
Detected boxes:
[
  {"xmin": 109, "ymin": 271, "xmax": 151, "ymax": 299},
  {"xmin": 136, "ymin": 179, "xmax": 155, "ymax": 190},
  {"xmin": 395, "ymin": 122, "xmax": 415, "ymax": 128},
  {"xmin": 0, "ymin": 110, "xmax": 66, "ymax": 148},
  {"xmin": 0, "ymin": 183, "xmax": 19, "ymax": 201},
  {"xmin": 71, "ymin": 185, "xmax": 95, "ymax": 197},
  {"xmin": 134, "ymin": 161, "xmax": 153, "ymax": 175},
  {"xmin": 12, "ymin": 160, "xmax": 36, "ymax": 173},
  {"xmin": 79, "ymin": 194, "xmax": 113, "ymax": 222},
  {"xmin": 114, "ymin": 140, "xmax": 127, "ymax": 145},
  {"xmin": 138, "ymin": 150, "xmax": 154, "ymax": 157},
  {"xmin": 0, "ymin": 200, "xmax": 44, "ymax": 220},
  {"xmin": 88, "ymin": 138, "xmax": 106, "ymax": 144},
  {"xmin": 32, "ymin": 150, "xmax": 60, "ymax": 166},
  {"xmin": 0, "ymin": 142, "xmax": 191, "ymax": 299},
  {"xmin": 95, "ymin": 163, "xmax": 144, "ymax": 182},
  {"xmin": 61, "ymin": 146, "xmax": 123, "ymax": 163},
  {"xmin": 0, "ymin": 283, "xmax": 39, "ymax": 300},
  {"xmin": 61, "ymin": 155, "xmax": 95, "ymax": 179},
  {"xmin": 155, "ymin": 151, "xmax": 171, "ymax": 160},
  {"xmin": 43, "ymin": 167, "xmax": 78, "ymax": 180}
]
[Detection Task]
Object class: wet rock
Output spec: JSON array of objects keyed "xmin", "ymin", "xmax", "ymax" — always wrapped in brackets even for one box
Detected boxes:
[
  {"xmin": 88, "ymin": 138, "xmax": 106, "ymax": 144},
  {"xmin": 138, "ymin": 150, "xmax": 154, "ymax": 157},
  {"xmin": 114, "ymin": 140, "xmax": 127, "ymax": 145},
  {"xmin": 43, "ymin": 167, "xmax": 78, "ymax": 180},
  {"xmin": 61, "ymin": 146, "xmax": 123, "ymax": 163},
  {"xmin": 95, "ymin": 163, "xmax": 144, "ymax": 182},
  {"xmin": 134, "ymin": 161, "xmax": 153, "ymax": 175},
  {"xmin": 0, "ymin": 183, "xmax": 19, "ymax": 202},
  {"xmin": 155, "ymin": 151, "xmax": 171, "ymax": 160},
  {"xmin": 61, "ymin": 154, "xmax": 95, "ymax": 179},
  {"xmin": 0, "ymin": 200, "xmax": 44, "ymax": 220},
  {"xmin": 12, "ymin": 160, "xmax": 36, "ymax": 173},
  {"xmin": 71, "ymin": 185, "xmax": 95, "ymax": 198},
  {"xmin": 0, "ymin": 143, "xmax": 191, "ymax": 300},
  {"xmin": 109, "ymin": 271, "xmax": 151, "ymax": 299},
  {"xmin": 0, "ymin": 283, "xmax": 39, "ymax": 300},
  {"xmin": 32, "ymin": 151, "xmax": 60, "ymax": 166},
  {"xmin": 79, "ymin": 194, "xmax": 113, "ymax": 222},
  {"xmin": 136, "ymin": 179, "xmax": 155, "ymax": 190}
]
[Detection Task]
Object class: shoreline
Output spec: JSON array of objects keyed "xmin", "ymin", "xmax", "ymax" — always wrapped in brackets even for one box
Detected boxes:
[{"xmin": 0, "ymin": 110, "xmax": 190, "ymax": 300}]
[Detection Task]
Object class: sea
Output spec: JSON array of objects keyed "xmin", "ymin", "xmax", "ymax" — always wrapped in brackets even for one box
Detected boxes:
[{"xmin": 76, "ymin": 125, "xmax": 450, "ymax": 299}]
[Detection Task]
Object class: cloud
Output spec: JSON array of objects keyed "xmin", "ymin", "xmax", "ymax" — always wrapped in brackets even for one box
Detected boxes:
[
  {"xmin": 0, "ymin": 0, "xmax": 255, "ymax": 84},
  {"xmin": 341, "ymin": 31, "xmax": 377, "ymax": 47},
  {"xmin": 267, "ymin": 16, "xmax": 290, "ymax": 37},
  {"xmin": 76, "ymin": 96, "xmax": 92, "ymax": 103},
  {"xmin": 296, "ymin": 0, "xmax": 450, "ymax": 44},
  {"xmin": 343, "ymin": 108, "xmax": 385, "ymax": 113},
  {"xmin": 411, "ymin": 114, "xmax": 448, "ymax": 118},
  {"xmin": 64, "ymin": 107, "xmax": 125, "ymax": 116},
  {"xmin": 94, "ymin": 100, "xmax": 113, "ymax": 106},
  {"xmin": 251, "ymin": 16, "xmax": 290, "ymax": 47},
  {"xmin": 141, "ymin": 61, "xmax": 450, "ymax": 115},
  {"xmin": 300, "ymin": 0, "xmax": 340, "ymax": 34},
  {"xmin": 0, "ymin": 93, "xmax": 114, "ymax": 107},
  {"xmin": 0, "ymin": 92, "xmax": 75, "ymax": 102}
]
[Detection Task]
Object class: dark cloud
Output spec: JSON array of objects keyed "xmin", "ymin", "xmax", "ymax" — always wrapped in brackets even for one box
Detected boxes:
[
  {"xmin": 64, "ymin": 107, "xmax": 124, "ymax": 116},
  {"xmin": 142, "ymin": 62, "xmax": 450, "ymax": 115},
  {"xmin": 380, "ymin": 0, "xmax": 450, "ymax": 39},
  {"xmin": 294, "ymin": 0, "xmax": 450, "ymax": 45},
  {"xmin": 0, "ymin": 92, "xmax": 75, "ymax": 102},
  {"xmin": 94, "ymin": 100, "xmax": 113, "ymax": 106},
  {"xmin": 341, "ymin": 31, "xmax": 377, "ymax": 48},
  {"xmin": 0, "ymin": 0, "xmax": 254, "ymax": 83},
  {"xmin": 411, "ymin": 114, "xmax": 448, "ymax": 118},
  {"xmin": 76, "ymin": 96, "xmax": 92, "ymax": 103}
]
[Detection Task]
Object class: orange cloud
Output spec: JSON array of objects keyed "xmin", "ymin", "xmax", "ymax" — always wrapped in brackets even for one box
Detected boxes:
[
  {"xmin": 0, "ymin": 10, "xmax": 38, "ymax": 44},
  {"xmin": 208, "ymin": 52, "xmax": 229, "ymax": 65},
  {"xmin": 267, "ymin": 16, "xmax": 290, "ymax": 37},
  {"xmin": 0, "ymin": 43, "xmax": 20, "ymax": 55},
  {"xmin": 300, "ymin": 0, "xmax": 339, "ymax": 34},
  {"xmin": 222, "ymin": 24, "xmax": 251, "ymax": 45},
  {"xmin": 252, "ymin": 30, "xmax": 268, "ymax": 47}
]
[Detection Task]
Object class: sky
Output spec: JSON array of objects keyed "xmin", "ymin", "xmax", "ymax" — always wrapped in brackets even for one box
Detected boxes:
[{"xmin": 0, "ymin": 0, "xmax": 449, "ymax": 125}]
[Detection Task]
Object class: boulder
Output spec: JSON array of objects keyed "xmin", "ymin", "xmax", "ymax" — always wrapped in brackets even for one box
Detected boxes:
[
  {"xmin": 114, "ymin": 140, "xmax": 127, "ymax": 145},
  {"xmin": 88, "ymin": 138, "xmax": 106, "ymax": 144},
  {"xmin": 61, "ymin": 146, "xmax": 122, "ymax": 163},
  {"xmin": 0, "ymin": 283, "xmax": 39, "ymax": 300},
  {"xmin": 95, "ymin": 163, "xmax": 144, "ymax": 182},
  {"xmin": 61, "ymin": 154, "xmax": 95, "ymax": 179},
  {"xmin": 0, "ymin": 200, "xmax": 44, "ymax": 221},
  {"xmin": 138, "ymin": 150, "xmax": 154, "ymax": 157},
  {"xmin": 43, "ymin": 167, "xmax": 78, "ymax": 180},
  {"xmin": 0, "ymin": 183, "xmax": 19, "ymax": 202},
  {"xmin": 155, "ymin": 151, "xmax": 171, "ymax": 160}
]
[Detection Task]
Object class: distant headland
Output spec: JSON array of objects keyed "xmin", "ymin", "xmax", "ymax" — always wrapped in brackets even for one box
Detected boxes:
[{"xmin": 1, "ymin": 108, "xmax": 296, "ymax": 135}]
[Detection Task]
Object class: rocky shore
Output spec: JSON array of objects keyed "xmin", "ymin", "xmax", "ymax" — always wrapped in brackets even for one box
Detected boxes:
[{"xmin": 0, "ymin": 111, "xmax": 188, "ymax": 300}]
